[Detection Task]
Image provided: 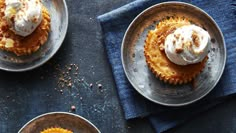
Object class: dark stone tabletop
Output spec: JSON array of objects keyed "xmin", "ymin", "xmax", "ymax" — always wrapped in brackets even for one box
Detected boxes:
[{"xmin": 0, "ymin": 0, "xmax": 236, "ymax": 133}]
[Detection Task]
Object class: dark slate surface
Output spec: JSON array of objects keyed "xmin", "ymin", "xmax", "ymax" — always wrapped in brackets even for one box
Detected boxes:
[{"xmin": 0, "ymin": 0, "xmax": 235, "ymax": 133}]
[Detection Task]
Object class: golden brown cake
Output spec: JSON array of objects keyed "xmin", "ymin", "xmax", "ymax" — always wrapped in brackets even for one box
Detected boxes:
[
  {"xmin": 0, "ymin": 0, "xmax": 50, "ymax": 56},
  {"xmin": 144, "ymin": 17, "xmax": 208, "ymax": 85},
  {"xmin": 40, "ymin": 127, "xmax": 73, "ymax": 133}
]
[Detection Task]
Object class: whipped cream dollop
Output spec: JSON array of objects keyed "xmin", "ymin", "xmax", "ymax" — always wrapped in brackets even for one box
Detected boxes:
[
  {"xmin": 4, "ymin": 0, "xmax": 42, "ymax": 37},
  {"xmin": 164, "ymin": 25, "xmax": 210, "ymax": 65}
]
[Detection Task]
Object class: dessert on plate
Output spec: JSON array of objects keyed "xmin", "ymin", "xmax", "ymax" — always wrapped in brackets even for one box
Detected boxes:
[
  {"xmin": 0, "ymin": 0, "xmax": 50, "ymax": 56},
  {"xmin": 144, "ymin": 17, "xmax": 210, "ymax": 85},
  {"xmin": 40, "ymin": 127, "xmax": 73, "ymax": 133}
]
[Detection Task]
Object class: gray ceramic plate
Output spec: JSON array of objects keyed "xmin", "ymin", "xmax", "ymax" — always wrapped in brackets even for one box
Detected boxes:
[
  {"xmin": 121, "ymin": 2, "xmax": 226, "ymax": 106},
  {"xmin": 18, "ymin": 112, "xmax": 100, "ymax": 133},
  {"xmin": 0, "ymin": 0, "xmax": 68, "ymax": 72}
]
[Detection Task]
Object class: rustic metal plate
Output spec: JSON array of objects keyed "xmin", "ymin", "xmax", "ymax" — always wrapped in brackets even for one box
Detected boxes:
[
  {"xmin": 18, "ymin": 112, "xmax": 100, "ymax": 133},
  {"xmin": 121, "ymin": 2, "xmax": 226, "ymax": 106},
  {"xmin": 0, "ymin": 0, "xmax": 68, "ymax": 72}
]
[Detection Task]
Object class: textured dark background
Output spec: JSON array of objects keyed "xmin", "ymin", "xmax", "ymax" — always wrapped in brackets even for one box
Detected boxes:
[{"xmin": 0, "ymin": 0, "xmax": 236, "ymax": 133}]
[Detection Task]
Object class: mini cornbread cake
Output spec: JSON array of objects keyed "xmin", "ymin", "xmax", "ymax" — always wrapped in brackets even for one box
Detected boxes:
[
  {"xmin": 0, "ymin": 0, "xmax": 50, "ymax": 56},
  {"xmin": 41, "ymin": 127, "xmax": 73, "ymax": 133},
  {"xmin": 144, "ymin": 17, "xmax": 210, "ymax": 85}
]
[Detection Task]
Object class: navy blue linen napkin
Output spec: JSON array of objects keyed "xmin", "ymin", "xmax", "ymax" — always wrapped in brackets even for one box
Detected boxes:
[{"xmin": 98, "ymin": 0, "xmax": 236, "ymax": 132}]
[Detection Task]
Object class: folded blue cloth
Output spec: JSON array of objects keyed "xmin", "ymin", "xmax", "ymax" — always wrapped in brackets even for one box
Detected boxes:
[{"xmin": 97, "ymin": 0, "xmax": 236, "ymax": 132}]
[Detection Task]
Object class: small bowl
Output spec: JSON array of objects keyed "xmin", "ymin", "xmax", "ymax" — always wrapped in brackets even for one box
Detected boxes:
[
  {"xmin": 0, "ymin": 0, "xmax": 68, "ymax": 72},
  {"xmin": 121, "ymin": 2, "xmax": 226, "ymax": 106},
  {"xmin": 18, "ymin": 112, "xmax": 100, "ymax": 133}
]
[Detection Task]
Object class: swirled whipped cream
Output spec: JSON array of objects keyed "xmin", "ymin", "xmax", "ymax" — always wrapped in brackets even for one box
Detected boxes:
[
  {"xmin": 165, "ymin": 25, "xmax": 210, "ymax": 65},
  {"xmin": 4, "ymin": 0, "xmax": 42, "ymax": 37}
]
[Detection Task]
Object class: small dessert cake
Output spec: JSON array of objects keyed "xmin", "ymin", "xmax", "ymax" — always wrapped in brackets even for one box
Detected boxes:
[
  {"xmin": 40, "ymin": 127, "xmax": 73, "ymax": 133},
  {"xmin": 144, "ymin": 17, "xmax": 210, "ymax": 85},
  {"xmin": 0, "ymin": 0, "xmax": 50, "ymax": 56}
]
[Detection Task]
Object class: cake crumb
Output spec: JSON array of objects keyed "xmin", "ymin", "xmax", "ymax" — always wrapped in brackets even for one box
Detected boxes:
[
  {"xmin": 67, "ymin": 82, "xmax": 72, "ymax": 87},
  {"xmin": 89, "ymin": 83, "xmax": 93, "ymax": 88},
  {"xmin": 98, "ymin": 84, "xmax": 102, "ymax": 89},
  {"xmin": 71, "ymin": 105, "xmax": 76, "ymax": 111}
]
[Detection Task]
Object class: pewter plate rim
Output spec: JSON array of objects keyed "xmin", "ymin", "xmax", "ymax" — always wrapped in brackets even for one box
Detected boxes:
[
  {"xmin": 121, "ymin": 2, "xmax": 226, "ymax": 106},
  {"xmin": 0, "ymin": 0, "xmax": 68, "ymax": 72},
  {"xmin": 18, "ymin": 112, "xmax": 101, "ymax": 133}
]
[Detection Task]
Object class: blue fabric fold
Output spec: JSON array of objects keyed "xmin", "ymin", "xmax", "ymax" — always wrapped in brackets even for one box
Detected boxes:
[{"xmin": 97, "ymin": 0, "xmax": 236, "ymax": 132}]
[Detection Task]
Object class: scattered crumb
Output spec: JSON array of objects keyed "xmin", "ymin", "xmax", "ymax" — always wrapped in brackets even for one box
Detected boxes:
[
  {"xmin": 56, "ymin": 64, "xmax": 80, "ymax": 90},
  {"xmin": 51, "ymin": 62, "xmax": 106, "ymax": 100},
  {"xmin": 71, "ymin": 105, "xmax": 76, "ymax": 111},
  {"xmin": 67, "ymin": 82, "xmax": 72, "ymax": 87},
  {"xmin": 98, "ymin": 84, "xmax": 102, "ymax": 89},
  {"xmin": 89, "ymin": 83, "xmax": 93, "ymax": 88}
]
